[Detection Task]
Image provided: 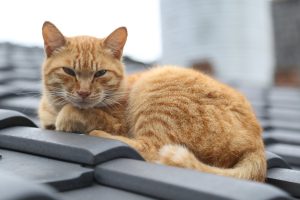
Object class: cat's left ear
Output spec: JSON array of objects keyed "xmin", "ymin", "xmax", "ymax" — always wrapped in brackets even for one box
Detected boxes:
[
  {"xmin": 104, "ymin": 27, "xmax": 127, "ymax": 59},
  {"xmin": 42, "ymin": 21, "xmax": 66, "ymax": 57}
]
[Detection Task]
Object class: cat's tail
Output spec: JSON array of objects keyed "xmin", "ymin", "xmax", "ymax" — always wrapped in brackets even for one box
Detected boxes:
[{"xmin": 157, "ymin": 144, "xmax": 266, "ymax": 182}]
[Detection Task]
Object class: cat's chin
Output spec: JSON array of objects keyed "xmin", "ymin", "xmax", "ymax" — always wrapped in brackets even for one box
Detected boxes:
[
  {"xmin": 71, "ymin": 102, "xmax": 96, "ymax": 109},
  {"xmin": 67, "ymin": 97, "xmax": 104, "ymax": 109}
]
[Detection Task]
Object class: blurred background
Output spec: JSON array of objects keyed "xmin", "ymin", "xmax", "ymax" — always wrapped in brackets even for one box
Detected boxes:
[
  {"xmin": 0, "ymin": 0, "xmax": 300, "ymax": 123},
  {"xmin": 1, "ymin": 0, "xmax": 300, "ymax": 86}
]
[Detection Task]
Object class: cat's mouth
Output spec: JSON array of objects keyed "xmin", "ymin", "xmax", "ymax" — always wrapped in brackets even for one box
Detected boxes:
[
  {"xmin": 69, "ymin": 98, "xmax": 101, "ymax": 109},
  {"xmin": 63, "ymin": 91, "xmax": 114, "ymax": 109},
  {"xmin": 62, "ymin": 91, "xmax": 106, "ymax": 109}
]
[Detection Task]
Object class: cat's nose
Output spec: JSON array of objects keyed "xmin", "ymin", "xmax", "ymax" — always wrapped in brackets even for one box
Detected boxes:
[{"xmin": 77, "ymin": 91, "xmax": 91, "ymax": 99}]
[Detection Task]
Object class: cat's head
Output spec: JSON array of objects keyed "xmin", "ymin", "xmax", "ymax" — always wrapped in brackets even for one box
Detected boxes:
[{"xmin": 42, "ymin": 21, "xmax": 127, "ymax": 109}]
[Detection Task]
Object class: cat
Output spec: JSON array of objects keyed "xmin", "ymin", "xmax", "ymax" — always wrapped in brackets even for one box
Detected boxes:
[
  {"xmin": 39, "ymin": 21, "xmax": 267, "ymax": 182},
  {"xmin": 39, "ymin": 21, "xmax": 130, "ymax": 135}
]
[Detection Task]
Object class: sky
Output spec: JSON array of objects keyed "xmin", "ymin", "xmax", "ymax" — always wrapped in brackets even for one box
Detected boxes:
[{"xmin": 0, "ymin": 0, "xmax": 161, "ymax": 62}]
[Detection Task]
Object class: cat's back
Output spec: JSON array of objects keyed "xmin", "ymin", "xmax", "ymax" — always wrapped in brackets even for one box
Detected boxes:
[
  {"xmin": 130, "ymin": 65, "xmax": 245, "ymax": 103},
  {"xmin": 128, "ymin": 65, "xmax": 257, "ymax": 129}
]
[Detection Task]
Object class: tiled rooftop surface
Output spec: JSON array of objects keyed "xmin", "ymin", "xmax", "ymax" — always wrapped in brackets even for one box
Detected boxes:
[{"xmin": 0, "ymin": 43, "xmax": 300, "ymax": 199}]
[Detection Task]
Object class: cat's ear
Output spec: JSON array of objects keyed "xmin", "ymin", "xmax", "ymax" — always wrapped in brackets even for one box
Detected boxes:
[
  {"xmin": 104, "ymin": 27, "xmax": 127, "ymax": 59},
  {"xmin": 42, "ymin": 21, "xmax": 66, "ymax": 57}
]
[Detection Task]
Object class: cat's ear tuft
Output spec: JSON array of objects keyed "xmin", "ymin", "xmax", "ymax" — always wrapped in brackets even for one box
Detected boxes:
[
  {"xmin": 104, "ymin": 27, "xmax": 127, "ymax": 59},
  {"xmin": 42, "ymin": 21, "xmax": 66, "ymax": 57}
]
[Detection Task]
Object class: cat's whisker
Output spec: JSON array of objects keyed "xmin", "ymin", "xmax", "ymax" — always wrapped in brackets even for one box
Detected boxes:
[
  {"xmin": 88, "ymin": 95, "xmax": 103, "ymax": 100},
  {"xmin": 99, "ymin": 95, "xmax": 123, "ymax": 110},
  {"xmin": 104, "ymin": 98, "xmax": 122, "ymax": 106},
  {"xmin": 10, "ymin": 91, "xmax": 42, "ymax": 98},
  {"xmin": 103, "ymin": 90, "xmax": 129, "ymax": 96},
  {"xmin": 13, "ymin": 91, "xmax": 41, "ymax": 94},
  {"xmin": 50, "ymin": 96, "xmax": 66, "ymax": 104}
]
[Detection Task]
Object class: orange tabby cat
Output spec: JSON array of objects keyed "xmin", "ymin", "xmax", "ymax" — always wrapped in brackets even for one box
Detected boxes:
[
  {"xmin": 39, "ymin": 21, "xmax": 266, "ymax": 182},
  {"xmin": 39, "ymin": 21, "xmax": 129, "ymax": 135}
]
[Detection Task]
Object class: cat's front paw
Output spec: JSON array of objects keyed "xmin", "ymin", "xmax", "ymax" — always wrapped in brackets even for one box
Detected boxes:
[
  {"xmin": 55, "ymin": 105, "xmax": 87, "ymax": 133},
  {"xmin": 55, "ymin": 118, "xmax": 87, "ymax": 133}
]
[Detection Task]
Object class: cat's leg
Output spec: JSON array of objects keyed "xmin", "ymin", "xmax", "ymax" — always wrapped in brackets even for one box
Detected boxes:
[
  {"xmin": 55, "ymin": 104, "xmax": 89, "ymax": 133},
  {"xmin": 55, "ymin": 104, "xmax": 122, "ymax": 134},
  {"xmin": 39, "ymin": 110, "xmax": 56, "ymax": 130},
  {"xmin": 38, "ymin": 97, "xmax": 57, "ymax": 130},
  {"xmin": 89, "ymin": 130, "xmax": 162, "ymax": 161}
]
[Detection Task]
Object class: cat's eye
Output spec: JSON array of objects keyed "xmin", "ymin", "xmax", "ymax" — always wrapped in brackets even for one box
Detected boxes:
[
  {"xmin": 94, "ymin": 69, "xmax": 107, "ymax": 78},
  {"xmin": 62, "ymin": 67, "xmax": 76, "ymax": 77}
]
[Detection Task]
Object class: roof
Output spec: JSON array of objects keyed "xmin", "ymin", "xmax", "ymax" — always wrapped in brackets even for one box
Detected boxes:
[{"xmin": 0, "ymin": 44, "xmax": 300, "ymax": 199}]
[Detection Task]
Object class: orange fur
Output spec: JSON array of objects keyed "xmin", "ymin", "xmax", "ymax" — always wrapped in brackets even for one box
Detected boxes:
[
  {"xmin": 39, "ymin": 22, "xmax": 266, "ymax": 182},
  {"xmin": 39, "ymin": 21, "xmax": 129, "ymax": 135}
]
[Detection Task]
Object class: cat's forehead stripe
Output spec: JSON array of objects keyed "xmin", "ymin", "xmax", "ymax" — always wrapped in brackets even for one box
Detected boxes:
[
  {"xmin": 78, "ymin": 59, "xmax": 82, "ymax": 70},
  {"xmin": 72, "ymin": 57, "xmax": 100, "ymax": 71},
  {"xmin": 73, "ymin": 49, "xmax": 98, "ymax": 70},
  {"xmin": 90, "ymin": 60, "xmax": 94, "ymax": 70},
  {"xmin": 66, "ymin": 37, "xmax": 123, "ymax": 74},
  {"xmin": 72, "ymin": 60, "xmax": 76, "ymax": 70},
  {"xmin": 89, "ymin": 44, "xmax": 96, "ymax": 61}
]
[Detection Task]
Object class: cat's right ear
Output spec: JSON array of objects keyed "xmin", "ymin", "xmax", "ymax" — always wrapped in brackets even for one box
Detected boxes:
[
  {"xmin": 42, "ymin": 21, "xmax": 66, "ymax": 57},
  {"xmin": 104, "ymin": 27, "xmax": 127, "ymax": 60}
]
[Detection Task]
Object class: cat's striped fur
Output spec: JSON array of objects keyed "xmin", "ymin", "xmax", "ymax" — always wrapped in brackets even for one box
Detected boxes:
[{"xmin": 39, "ymin": 21, "xmax": 266, "ymax": 182}]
